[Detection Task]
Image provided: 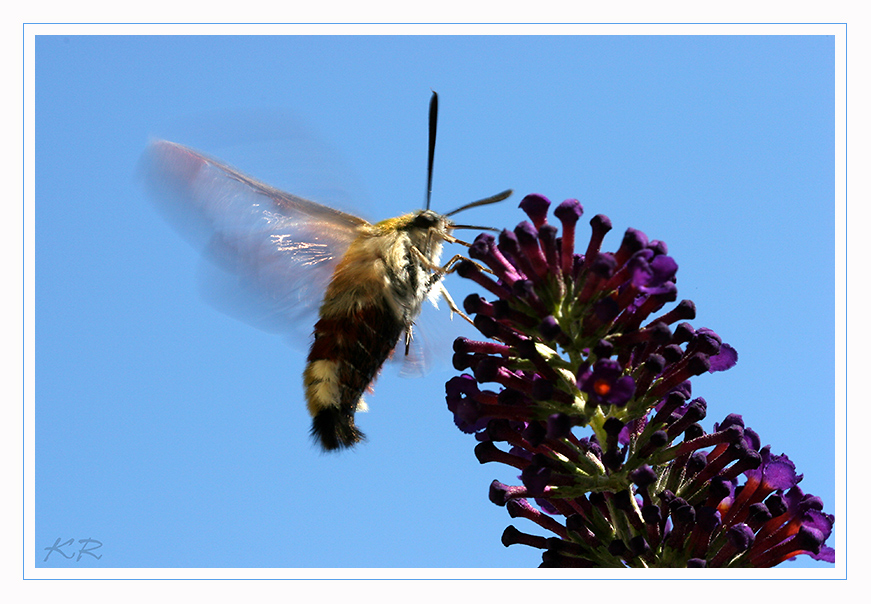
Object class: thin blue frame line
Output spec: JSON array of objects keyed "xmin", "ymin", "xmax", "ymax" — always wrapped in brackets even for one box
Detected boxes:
[{"xmin": 24, "ymin": 24, "xmax": 846, "ymax": 577}]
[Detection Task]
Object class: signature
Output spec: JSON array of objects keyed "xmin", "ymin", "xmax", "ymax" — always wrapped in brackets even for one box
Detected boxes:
[{"xmin": 43, "ymin": 537, "xmax": 103, "ymax": 562}]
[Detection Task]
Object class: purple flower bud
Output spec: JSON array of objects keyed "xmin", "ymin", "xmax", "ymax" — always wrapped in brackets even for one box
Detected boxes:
[
  {"xmin": 726, "ymin": 523, "xmax": 755, "ymax": 552},
  {"xmin": 687, "ymin": 353, "xmax": 712, "ymax": 375},
  {"xmin": 692, "ymin": 327, "xmax": 722, "ymax": 355},
  {"xmin": 649, "ymin": 254, "xmax": 678, "ymax": 284},
  {"xmin": 589, "ymin": 252, "xmax": 618, "ymax": 278},
  {"xmin": 649, "ymin": 239, "xmax": 668, "ymax": 255},
  {"xmin": 538, "ymin": 315, "xmax": 564, "ymax": 341},
  {"xmin": 603, "ymin": 416, "xmax": 625, "ymax": 438},
  {"xmin": 684, "ymin": 423, "xmax": 704, "ymax": 440},
  {"xmin": 697, "ymin": 506, "xmax": 722, "ymax": 532},
  {"xmin": 445, "ymin": 375, "xmax": 490, "ymax": 433},
  {"xmin": 472, "ymin": 356, "xmax": 505, "ymax": 383},
  {"xmin": 613, "ymin": 489, "xmax": 634, "ymax": 511},
  {"xmin": 592, "ymin": 339, "xmax": 613, "ymax": 359},
  {"xmin": 615, "ymin": 228, "xmax": 648, "ymax": 264},
  {"xmin": 554, "ymin": 199, "xmax": 583, "ymax": 276},
  {"xmin": 602, "ymin": 448, "xmax": 625, "ymax": 471},
  {"xmin": 554, "ymin": 198, "xmax": 582, "ymax": 224},
  {"xmin": 644, "ymin": 353, "xmax": 666, "ymax": 375},
  {"xmin": 489, "ymin": 480, "xmax": 516, "ymax": 506},
  {"xmin": 747, "ymin": 502, "xmax": 772, "ymax": 525},
  {"xmin": 686, "ymin": 451, "xmax": 707, "ymax": 475},
  {"xmin": 546, "ymin": 413, "xmax": 572, "ymax": 439},
  {"xmin": 497, "ymin": 228, "xmax": 520, "ymax": 256},
  {"xmin": 641, "ymin": 505, "xmax": 661, "ymax": 524},
  {"xmin": 630, "ymin": 465, "xmax": 657, "ymax": 487},
  {"xmin": 672, "ymin": 322, "xmax": 695, "ymax": 344},
  {"xmin": 671, "ymin": 501, "xmax": 695, "ymax": 525},
  {"xmin": 468, "ymin": 234, "xmax": 493, "ymax": 259},
  {"xmin": 522, "ymin": 421, "xmax": 547, "ymax": 447},
  {"xmin": 629, "ymin": 535, "xmax": 650, "ymax": 556},
  {"xmin": 661, "ymin": 344, "xmax": 684, "ymax": 364},
  {"xmin": 608, "ymin": 540, "xmax": 628, "ymax": 556},
  {"xmin": 715, "ymin": 414, "xmax": 744, "ymax": 432},
  {"xmin": 518, "ymin": 193, "xmax": 551, "ymax": 229},
  {"xmin": 462, "ymin": 294, "xmax": 488, "ymax": 315},
  {"xmin": 538, "ymin": 224, "xmax": 560, "ymax": 269},
  {"xmin": 655, "ymin": 299, "xmax": 696, "ymax": 326},
  {"xmin": 584, "ymin": 214, "xmax": 612, "ymax": 262},
  {"xmin": 710, "ymin": 472, "xmax": 733, "ymax": 494},
  {"xmin": 521, "ymin": 463, "xmax": 552, "ymax": 497},
  {"xmin": 501, "ymin": 525, "xmax": 549, "ymax": 549},
  {"xmin": 513, "ymin": 221, "xmax": 549, "ymax": 280},
  {"xmin": 531, "ymin": 376, "xmax": 554, "ymax": 401}
]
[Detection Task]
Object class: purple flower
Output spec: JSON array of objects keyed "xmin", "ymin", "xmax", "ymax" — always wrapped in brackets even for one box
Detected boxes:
[
  {"xmin": 444, "ymin": 193, "xmax": 834, "ymax": 568},
  {"xmin": 578, "ymin": 359, "xmax": 636, "ymax": 407}
]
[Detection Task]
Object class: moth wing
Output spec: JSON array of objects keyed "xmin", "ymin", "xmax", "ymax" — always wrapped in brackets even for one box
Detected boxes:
[{"xmin": 143, "ymin": 140, "xmax": 367, "ymax": 337}]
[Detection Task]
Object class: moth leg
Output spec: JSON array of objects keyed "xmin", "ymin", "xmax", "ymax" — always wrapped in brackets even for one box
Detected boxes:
[
  {"xmin": 435, "ymin": 282, "xmax": 475, "ymax": 326},
  {"xmin": 404, "ymin": 323, "xmax": 414, "ymax": 355},
  {"xmin": 441, "ymin": 253, "xmax": 495, "ymax": 275},
  {"xmin": 409, "ymin": 244, "xmax": 495, "ymax": 277},
  {"xmin": 415, "ymin": 249, "xmax": 495, "ymax": 277},
  {"xmin": 409, "ymin": 247, "xmax": 476, "ymax": 326}
]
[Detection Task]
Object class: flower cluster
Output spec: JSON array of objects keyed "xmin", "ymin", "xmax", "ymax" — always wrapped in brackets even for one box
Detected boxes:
[{"xmin": 445, "ymin": 194, "xmax": 834, "ymax": 568}]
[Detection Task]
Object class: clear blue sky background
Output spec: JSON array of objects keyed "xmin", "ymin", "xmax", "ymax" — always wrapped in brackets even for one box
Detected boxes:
[{"xmin": 34, "ymin": 34, "xmax": 835, "ymax": 569}]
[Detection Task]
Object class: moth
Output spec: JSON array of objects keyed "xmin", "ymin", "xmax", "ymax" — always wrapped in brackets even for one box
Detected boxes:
[{"xmin": 144, "ymin": 93, "xmax": 511, "ymax": 450}]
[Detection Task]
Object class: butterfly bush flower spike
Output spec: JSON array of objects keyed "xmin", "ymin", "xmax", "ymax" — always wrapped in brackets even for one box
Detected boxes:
[{"xmin": 445, "ymin": 194, "xmax": 834, "ymax": 568}]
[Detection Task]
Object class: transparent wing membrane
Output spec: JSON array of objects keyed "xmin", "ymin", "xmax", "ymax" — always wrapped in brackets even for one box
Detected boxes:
[{"xmin": 143, "ymin": 140, "xmax": 365, "ymax": 336}]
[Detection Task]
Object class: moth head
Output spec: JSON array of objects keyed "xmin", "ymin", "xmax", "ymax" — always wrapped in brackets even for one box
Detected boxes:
[
  {"xmin": 400, "ymin": 210, "xmax": 454, "ymax": 260},
  {"xmin": 409, "ymin": 209, "xmax": 451, "ymax": 233}
]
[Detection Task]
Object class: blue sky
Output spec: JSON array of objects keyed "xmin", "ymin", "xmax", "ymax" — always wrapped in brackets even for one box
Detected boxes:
[{"xmin": 33, "ymin": 32, "xmax": 836, "ymax": 570}]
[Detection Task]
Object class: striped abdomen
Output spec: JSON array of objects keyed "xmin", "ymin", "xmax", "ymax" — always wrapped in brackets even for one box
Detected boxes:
[{"xmin": 303, "ymin": 301, "xmax": 404, "ymax": 450}]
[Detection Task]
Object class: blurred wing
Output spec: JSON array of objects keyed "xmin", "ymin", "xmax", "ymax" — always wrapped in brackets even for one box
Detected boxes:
[{"xmin": 143, "ymin": 140, "xmax": 367, "ymax": 336}]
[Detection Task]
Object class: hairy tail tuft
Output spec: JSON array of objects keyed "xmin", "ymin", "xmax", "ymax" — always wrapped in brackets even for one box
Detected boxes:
[{"xmin": 310, "ymin": 407, "xmax": 366, "ymax": 451}]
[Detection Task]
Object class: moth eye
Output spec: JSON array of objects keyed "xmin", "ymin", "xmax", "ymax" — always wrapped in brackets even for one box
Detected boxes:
[{"xmin": 410, "ymin": 211, "xmax": 439, "ymax": 229}]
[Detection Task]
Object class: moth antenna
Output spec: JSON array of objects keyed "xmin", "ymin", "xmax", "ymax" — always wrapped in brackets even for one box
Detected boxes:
[
  {"xmin": 444, "ymin": 189, "xmax": 513, "ymax": 217},
  {"xmin": 452, "ymin": 224, "xmax": 501, "ymax": 232},
  {"xmin": 426, "ymin": 90, "xmax": 438, "ymax": 211}
]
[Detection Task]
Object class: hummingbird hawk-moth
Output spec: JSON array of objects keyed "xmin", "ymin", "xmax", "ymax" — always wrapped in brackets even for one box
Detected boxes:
[{"xmin": 144, "ymin": 93, "xmax": 510, "ymax": 450}]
